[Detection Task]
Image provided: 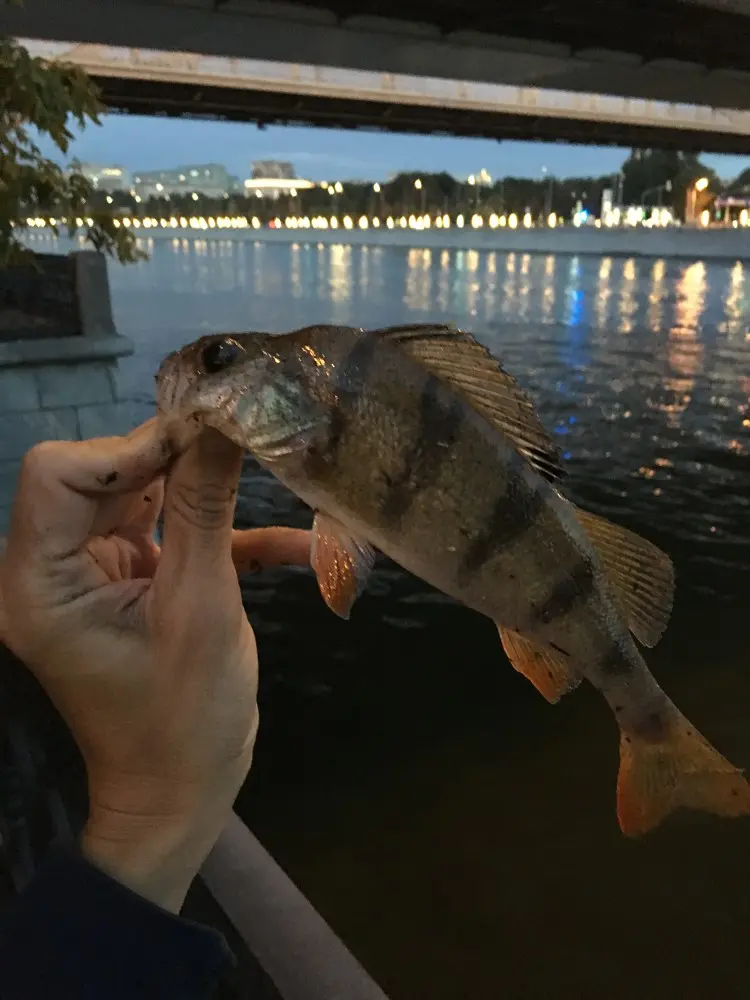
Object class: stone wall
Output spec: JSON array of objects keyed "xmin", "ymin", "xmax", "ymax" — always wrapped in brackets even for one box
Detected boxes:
[{"xmin": 0, "ymin": 251, "xmax": 148, "ymax": 532}]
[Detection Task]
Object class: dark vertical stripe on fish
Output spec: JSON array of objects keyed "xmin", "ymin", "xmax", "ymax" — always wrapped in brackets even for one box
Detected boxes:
[
  {"xmin": 306, "ymin": 334, "xmax": 379, "ymax": 475},
  {"xmin": 598, "ymin": 639, "xmax": 635, "ymax": 677},
  {"xmin": 458, "ymin": 457, "xmax": 546, "ymax": 583},
  {"xmin": 530, "ymin": 560, "xmax": 596, "ymax": 626},
  {"xmin": 379, "ymin": 372, "xmax": 464, "ymax": 526}
]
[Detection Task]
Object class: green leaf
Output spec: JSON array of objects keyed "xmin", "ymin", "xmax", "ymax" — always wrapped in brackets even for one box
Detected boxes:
[{"xmin": 0, "ymin": 30, "xmax": 146, "ymax": 266}]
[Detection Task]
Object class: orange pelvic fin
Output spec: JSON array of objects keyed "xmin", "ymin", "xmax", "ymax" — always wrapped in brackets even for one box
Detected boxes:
[
  {"xmin": 311, "ymin": 511, "xmax": 376, "ymax": 619},
  {"xmin": 497, "ymin": 625, "xmax": 582, "ymax": 704}
]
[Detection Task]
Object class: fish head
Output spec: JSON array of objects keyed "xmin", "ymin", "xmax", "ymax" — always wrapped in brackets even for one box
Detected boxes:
[{"xmin": 155, "ymin": 330, "xmax": 331, "ymax": 460}]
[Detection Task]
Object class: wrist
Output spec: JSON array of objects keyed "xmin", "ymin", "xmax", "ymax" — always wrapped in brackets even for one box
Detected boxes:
[{"xmin": 81, "ymin": 802, "xmax": 229, "ymax": 914}]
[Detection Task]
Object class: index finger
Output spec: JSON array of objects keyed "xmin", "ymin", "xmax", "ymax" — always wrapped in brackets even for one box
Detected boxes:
[{"xmin": 7, "ymin": 418, "xmax": 171, "ymax": 566}]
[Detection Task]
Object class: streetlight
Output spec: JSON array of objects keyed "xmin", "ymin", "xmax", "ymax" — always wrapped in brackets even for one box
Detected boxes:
[
  {"xmin": 372, "ymin": 181, "xmax": 383, "ymax": 216},
  {"xmin": 542, "ymin": 166, "xmax": 553, "ymax": 219},
  {"xmin": 687, "ymin": 176, "xmax": 710, "ymax": 224},
  {"xmin": 414, "ymin": 177, "xmax": 425, "ymax": 215},
  {"xmin": 468, "ymin": 173, "xmax": 479, "ymax": 211}
]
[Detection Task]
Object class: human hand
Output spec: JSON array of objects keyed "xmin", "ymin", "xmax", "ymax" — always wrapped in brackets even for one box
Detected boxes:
[{"xmin": 0, "ymin": 420, "xmax": 310, "ymax": 912}]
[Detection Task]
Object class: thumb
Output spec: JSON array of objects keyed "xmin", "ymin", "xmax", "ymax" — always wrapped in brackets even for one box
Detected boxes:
[{"xmin": 158, "ymin": 429, "xmax": 243, "ymax": 587}]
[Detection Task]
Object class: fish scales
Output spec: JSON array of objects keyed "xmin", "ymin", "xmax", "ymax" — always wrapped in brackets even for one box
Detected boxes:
[
  {"xmin": 252, "ymin": 329, "xmax": 671, "ymax": 735},
  {"xmin": 290, "ymin": 328, "xmax": 590, "ymax": 640},
  {"xmin": 156, "ymin": 324, "xmax": 750, "ymax": 837}
]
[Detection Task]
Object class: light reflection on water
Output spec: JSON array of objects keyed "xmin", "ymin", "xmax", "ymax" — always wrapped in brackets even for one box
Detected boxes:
[{"xmin": 25, "ymin": 232, "xmax": 750, "ymax": 1000}]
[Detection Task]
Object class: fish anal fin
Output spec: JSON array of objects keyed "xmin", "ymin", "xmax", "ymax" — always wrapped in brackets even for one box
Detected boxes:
[
  {"xmin": 498, "ymin": 625, "xmax": 582, "ymax": 704},
  {"xmin": 573, "ymin": 506, "xmax": 675, "ymax": 649},
  {"xmin": 311, "ymin": 512, "xmax": 376, "ymax": 620},
  {"xmin": 617, "ymin": 710, "xmax": 750, "ymax": 837},
  {"xmin": 370, "ymin": 324, "xmax": 566, "ymax": 485}
]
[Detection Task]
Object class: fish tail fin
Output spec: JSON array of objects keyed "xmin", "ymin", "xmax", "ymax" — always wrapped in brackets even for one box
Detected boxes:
[{"xmin": 617, "ymin": 709, "xmax": 750, "ymax": 836}]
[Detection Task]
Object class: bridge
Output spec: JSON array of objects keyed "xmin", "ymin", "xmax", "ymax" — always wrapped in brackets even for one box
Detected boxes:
[
  {"xmin": 16, "ymin": 37, "xmax": 750, "ymax": 153},
  {"xmin": 4, "ymin": 0, "xmax": 750, "ymax": 148}
]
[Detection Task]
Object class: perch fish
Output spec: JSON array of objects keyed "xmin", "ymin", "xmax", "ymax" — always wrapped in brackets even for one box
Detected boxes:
[{"xmin": 156, "ymin": 322, "xmax": 750, "ymax": 836}]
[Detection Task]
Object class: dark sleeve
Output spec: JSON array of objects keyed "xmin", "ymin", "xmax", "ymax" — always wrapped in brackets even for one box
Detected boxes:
[{"xmin": 0, "ymin": 843, "xmax": 235, "ymax": 999}]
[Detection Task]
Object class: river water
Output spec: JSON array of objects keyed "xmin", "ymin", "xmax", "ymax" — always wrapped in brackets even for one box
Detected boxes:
[{"xmin": 36, "ymin": 234, "xmax": 750, "ymax": 998}]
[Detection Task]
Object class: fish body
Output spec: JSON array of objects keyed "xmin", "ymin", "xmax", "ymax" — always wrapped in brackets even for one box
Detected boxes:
[{"xmin": 156, "ymin": 323, "xmax": 750, "ymax": 836}]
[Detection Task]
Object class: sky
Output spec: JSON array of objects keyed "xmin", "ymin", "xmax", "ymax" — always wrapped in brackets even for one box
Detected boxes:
[{"xmin": 42, "ymin": 113, "xmax": 750, "ymax": 184}]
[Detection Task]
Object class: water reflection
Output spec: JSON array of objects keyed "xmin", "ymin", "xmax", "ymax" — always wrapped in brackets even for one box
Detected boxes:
[
  {"xmin": 618, "ymin": 258, "xmax": 638, "ymax": 334},
  {"xmin": 542, "ymin": 254, "xmax": 556, "ymax": 322},
  {"xmin": 723, "ymin": 261, "xmax": 745, "ymax": 336},
  {"xmin": 646, "ymin": 259, "xmax": 666, "ymax": 333}
]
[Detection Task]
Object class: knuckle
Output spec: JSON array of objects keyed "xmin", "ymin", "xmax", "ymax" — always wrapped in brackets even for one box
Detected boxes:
[
  {"xmin": 21, "ymin": 440, "xmax": 63, "ymax": 479},
  {"xmin": 168, "ymin": 481, "xmax": 235, "ymax": 530}
]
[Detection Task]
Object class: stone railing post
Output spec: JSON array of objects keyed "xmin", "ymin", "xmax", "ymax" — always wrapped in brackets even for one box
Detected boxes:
[{"xmin": 0, "ymin": 249, "xmax": 150, "ymax": 531}]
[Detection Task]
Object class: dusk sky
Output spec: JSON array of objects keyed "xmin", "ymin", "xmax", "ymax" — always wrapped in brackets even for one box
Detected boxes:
[{"xmin": 42, "ymin": 113, "xmax": 750, "ymax": 184}]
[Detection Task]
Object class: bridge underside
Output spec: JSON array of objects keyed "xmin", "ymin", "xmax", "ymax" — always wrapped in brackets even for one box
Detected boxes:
[
  {"xmin": 96, "ymin": 75, "xmax": 750, "ymax": 154},
  {"xmin": 4, "ymin": 0, "xmax": 750, "ymax": 115}
]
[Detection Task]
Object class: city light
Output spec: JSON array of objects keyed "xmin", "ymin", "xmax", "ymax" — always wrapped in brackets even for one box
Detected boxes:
[
  {"xmin": 24, "ymin": 198, "xmax": 736, "ymax": 238},
  {"xmin": 695, "ymin": 177, "xmax": 710, "ymax": 192}
]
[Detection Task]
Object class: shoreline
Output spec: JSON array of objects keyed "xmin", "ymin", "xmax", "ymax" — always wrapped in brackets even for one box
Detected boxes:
[
  {"xmin": 127, "ymin": 224, "xmax": 750, "ymax": 262},
  {"xmin": 24, "ymin": 223, "xmax": 750, "ymax": 262}
]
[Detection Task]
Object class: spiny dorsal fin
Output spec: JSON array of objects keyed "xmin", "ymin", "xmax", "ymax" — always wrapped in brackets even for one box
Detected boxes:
[
  {"xmin": 572, "ymin": 506, "xmax": 675, "ymax": 648},
  {"xmin": 497, "ymin": 625, "xmax": 582, "ymax": 704},
  {"xmin": 369, "ymin": 324, "xmax": 565, "ymax": 484}
]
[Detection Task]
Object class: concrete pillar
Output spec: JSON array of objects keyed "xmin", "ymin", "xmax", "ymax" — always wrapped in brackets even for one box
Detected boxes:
[{"xmin": 0, "ymin": 250, "xmax": 151, "ymax": 532}]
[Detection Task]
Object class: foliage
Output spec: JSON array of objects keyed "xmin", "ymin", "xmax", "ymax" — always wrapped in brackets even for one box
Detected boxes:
[
  {"xmin": 0, "ymin": 23, "xmax": 144, "ymax": 266},
  {"xmin": 620, "ymin": 148, "xmax": 718, "ymax": 217}
]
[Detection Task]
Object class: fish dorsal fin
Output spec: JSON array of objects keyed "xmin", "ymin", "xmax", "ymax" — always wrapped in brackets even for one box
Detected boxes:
[
  {"xmin": 572, "ymin": 506, "xmax": 675, "ymax": 648},
  {"xmin": 370, "ymin": 324, "xmax": 565, "ymax": 484}
]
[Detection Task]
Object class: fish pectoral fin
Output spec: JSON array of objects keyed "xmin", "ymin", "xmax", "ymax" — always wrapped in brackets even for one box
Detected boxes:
[
  {"xmin": 572, "ymin": 506, "xmax": 675, "ymax": 649},
  {"xmin": 311, "ymin": 512, "xmax": 377, "ymax": 620},
  {"xmin": 617, "ymin": 710, "xmax": 750, "ymax": 837},
  {"xmin": 369, "ymin": 324, "xmax": 565, "ymax": 484},
  {"xmin": 497, "ymin": 626, "xmax": 582, "ymax": 704}
]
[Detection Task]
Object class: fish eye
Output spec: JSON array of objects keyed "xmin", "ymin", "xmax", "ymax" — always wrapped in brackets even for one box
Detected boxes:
[{"xmin": 201, "ymin": 337, "xmax": 245, "ymax": 374}]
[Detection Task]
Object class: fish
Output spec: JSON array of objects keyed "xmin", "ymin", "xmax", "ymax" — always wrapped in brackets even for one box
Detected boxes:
[{"xmin": 155, "ymin": 322, "xmax": 750, "ymax": 836}]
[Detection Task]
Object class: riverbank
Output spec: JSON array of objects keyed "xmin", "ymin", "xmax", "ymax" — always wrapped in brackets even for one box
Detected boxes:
[{"xmin": 130, "ymin": 223, "xmax": 750, "ymax": 262}]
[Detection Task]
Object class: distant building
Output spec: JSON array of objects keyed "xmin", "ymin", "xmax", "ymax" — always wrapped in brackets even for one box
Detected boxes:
[
  {"xmin": 132, "ymin": 163, "xmax": 239, "ymax": 200},
  {"xmin": 251, "ymin": 160, "xmax": 295, "ymax": 181},
  {"xmin": 76, "ymin": 163, "xmax": 132, "ymax": 193},
  {"xmin": 244, "ymin": 160, "xmax": 313, "ymax": 200}
]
